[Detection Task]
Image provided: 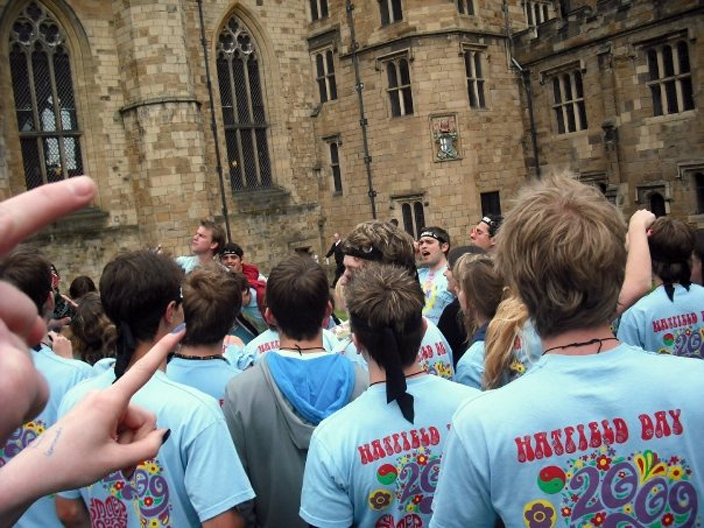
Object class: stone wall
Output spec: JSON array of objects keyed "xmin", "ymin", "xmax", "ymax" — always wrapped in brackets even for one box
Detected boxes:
[
  {"xmin": 514, "ymin": 0, "xmax": 704, "ymax": 223},
  {"xmin": 0, "ymin": 0, "xmax": 702, "ymax": 287},
  {"xmin": 312, "ymin": 0, "xmax": 529, "ymax": 247}
]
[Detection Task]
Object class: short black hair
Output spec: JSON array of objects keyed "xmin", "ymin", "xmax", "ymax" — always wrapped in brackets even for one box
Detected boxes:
[{"xmin": 481, "ymin": 215, "xmax": 503, "ymax": 237}]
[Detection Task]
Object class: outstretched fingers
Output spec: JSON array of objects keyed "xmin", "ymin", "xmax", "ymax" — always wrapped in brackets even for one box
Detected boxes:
[
  {"xmin": 108, "ymin": 325, "xmax": 186, "ymax": 405},
  {"xmin": 0, "ymin": 176, "xmax": 96, "ymax": 256}
]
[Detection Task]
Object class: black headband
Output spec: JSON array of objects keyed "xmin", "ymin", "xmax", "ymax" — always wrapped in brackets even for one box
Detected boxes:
[
  {"xmin": 418, "ymin": 229, "xmax": 447, "ymax": 244},
  {"xmin": 480, "ymin": 216, "xmax": 500, "ymax": 237},
  {"xmin": 342, "ymin": 244, "xmax": 384, "ymax": 262}
]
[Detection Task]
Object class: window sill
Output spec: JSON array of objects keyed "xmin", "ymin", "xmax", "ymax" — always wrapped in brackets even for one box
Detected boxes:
[
  {"xmin": 644, "ymin": 109, "xmax": 697, "ymax": 125},
  {"xmin": 232, "ymin": 185, "xmax": 291, "ymax": 213},
  {"xmin": 553, "ymin": 128, "xmax": 589, "ymax": 138},
  {"xmin": 31, "ymin": 205, "xmax": 110, "ymax": 237}
]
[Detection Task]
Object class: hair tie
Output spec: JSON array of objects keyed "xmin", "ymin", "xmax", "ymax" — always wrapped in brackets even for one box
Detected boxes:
[
  {"xmin": 114, "ymin": 321, "xmax": 137, "ymax": 380},
  {"xmin": 381, "ymin": 327, "xmax": 415, "ymax": 424}
]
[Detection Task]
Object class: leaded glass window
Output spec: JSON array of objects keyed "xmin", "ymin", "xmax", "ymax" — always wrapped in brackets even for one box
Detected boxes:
[
  {"xmin": 552, "ymin": 70, "xmax": 587, "ymax": 134},
  {"xmin": 386, "ymin": 58, "xmax": 413, "ymax": 117},
  {"xmin": 9, "ymin": 1, "xmax": 83, "ymax": 189},
  {"xmin": 217, "ymin": 15, "xmax": 272, "ymax": 191},
  {"xmin": 646, "ymin": 41, "xmax": 694, "ymax": 117}
]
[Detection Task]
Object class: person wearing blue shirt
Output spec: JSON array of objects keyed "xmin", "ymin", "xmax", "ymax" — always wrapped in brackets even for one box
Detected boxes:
[
  {"xmin": 453, "ymin": 254, "xmax": 504, "ymax": 389},
  {"xmin": 57, "ymin": 251, "xmax": 252, "ymax": 527},
  {"xmin": 618, "ymin": 217, "xmax": 704, "ymax": 358},
  {"xmin": 0, "ymin": 245, "xmax": 94, "ymax": 528},
  {"xmin": 430, "ymin": 174, "xmax": 704, "ymax": 528},
  {"xmin": 300, "ymin": 264, "xmax": 478, "ymax": 528},
  {"xmin": 167, "ymin": 265, "xmax": 243, "ymax": 405},
  {"xmin": 416, "ymin": 226, "xmax": 455, "ymax": 325},
  {"xmin": 174, "ymin": 220, "xmax": 225, "ymax": 274},
  {"xmin": 333, "ymin": 317, "xmax": 455, "ymax": 380}
]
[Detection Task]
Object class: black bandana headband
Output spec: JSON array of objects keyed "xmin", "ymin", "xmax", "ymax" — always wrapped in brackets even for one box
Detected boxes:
[
  {"xmin": 418, "ymin": 229, "xmax": 447, "ymax": 244},
  {"xmin": 342, "ymin": 244, "xmax": 384, "ymax": 262},
  {"xmin": 350, "ymin": 312, "xmax": 423, "ymax": 424},
  {"xmin": 480, "ymin": 216, "xmax": 500, "ymax": 237}
]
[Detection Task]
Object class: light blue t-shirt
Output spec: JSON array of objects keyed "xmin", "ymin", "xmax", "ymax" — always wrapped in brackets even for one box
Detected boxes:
[
  {"xmin": 300, "ymin": 375, "xmax": 479, "ymax": 528},
  {"xmin": 505, "ymin": 319, "xmax": 543, "ymax": 382},
  {"xmin": 418, "ymin": 266, "xmax": 455, "ymax": 326},
  {"xmin": 455, "ymin": 340, "xmax": 484, "ymax": 389},
  {"xmin": 174, "ymin": 255, "xmax": 200, "ymax": 274},
  {"xmin": 455, "ymin": 320, "xmax": 542, "ymax": 389},
  {"xmin": 223, "ymin": 342, "xmax": 255, "ymax": 371},
  {"xmin": 91, "ymin": 356, "xmax": 116, "ymax": 375},
  {"xmin": 333, "ymin": 318, "xmax": 455, "ymax": 380},
  {"xmin": 58, "ymin": 369, "xmax": 254, "ymax": 527},
  {"xmin": 166, "ymin": 355, "xmax": 241, "ymax": 406},
  {"xmin": 430, "ymin": 343, "xmax": 704, "ymax": 528},
  {"xmin": 618, "ymin": 283, "xmax": 704, "ymax": 358},
  {"xmin": 1, "ymin": 345, "xmax": 92, "ymax": 528},
  {"xmin": 244, "ymin": 328, "xmax": 340, "ymax": 366}
]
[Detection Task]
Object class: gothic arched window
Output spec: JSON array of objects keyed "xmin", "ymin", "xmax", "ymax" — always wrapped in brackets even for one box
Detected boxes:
[
  {"xmin": 9, "ymin": 1, "xmax": 83, "ymax": 189},
  {"xmin": 216, "ymin": 16, "xmax": 272, "ymax": 191}
]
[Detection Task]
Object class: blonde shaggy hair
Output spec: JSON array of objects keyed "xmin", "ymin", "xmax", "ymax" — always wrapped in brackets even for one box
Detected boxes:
[
  {"xmin": 495, "ymin": 173, "xmax": 627, "ymax": 339},
  {"xmin": 483, "ymin": 293, "xmax": 528, "ymax": 389}
]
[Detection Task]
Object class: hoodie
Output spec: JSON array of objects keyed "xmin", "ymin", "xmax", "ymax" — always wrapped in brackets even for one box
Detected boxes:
[{"xmin": 222, "ymin": 352, "xmax": 368, "ymax": 528}]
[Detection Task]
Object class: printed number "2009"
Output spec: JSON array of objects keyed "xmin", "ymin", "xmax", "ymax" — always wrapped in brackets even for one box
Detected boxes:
[{"xmin": 569, "ymin": 461, "xmax": 697, "ymax": 527}]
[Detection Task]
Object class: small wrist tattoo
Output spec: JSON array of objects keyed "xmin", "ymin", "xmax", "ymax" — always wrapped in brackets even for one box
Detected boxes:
[{"xmin": 45, "ymin": 427, "xmax": 62, "ymax": 456}]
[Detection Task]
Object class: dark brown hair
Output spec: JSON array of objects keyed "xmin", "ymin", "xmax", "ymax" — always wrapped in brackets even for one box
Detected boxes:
[
  {"xmin": 266, "ymin": 255, "xmax": 329, "ymax": 341},
  {"xmin": 70, "ymin": 292, "xmax": 117, "ymax": 365},
  {"xmin": 100, "ymin": 251, "xmax": 183, "ymax": 378},
  {"xmin": 649, "ymin": 217, "xmax": 694, "ymax": 299},
  {"xmin": 0, "ymin": 245, "xmax": 52, "ymax": 316},
  {"xmin": 182, "ymin": 265, "xmax": 242, "ymax": 347},
  {"xmin": 346, "ymin": 263, "xmax": 425, "ymax": 368}
]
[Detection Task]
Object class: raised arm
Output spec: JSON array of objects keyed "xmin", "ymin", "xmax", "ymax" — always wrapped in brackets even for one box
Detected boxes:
[{"xmin": 616, "ymin": 209, "xmax": 655, "ymax": 316}]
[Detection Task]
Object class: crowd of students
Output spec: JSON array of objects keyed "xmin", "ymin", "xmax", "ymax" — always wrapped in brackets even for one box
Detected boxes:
[{"xmin": 0, "ymin": 172, "xmax": 703, "ymax": 528}]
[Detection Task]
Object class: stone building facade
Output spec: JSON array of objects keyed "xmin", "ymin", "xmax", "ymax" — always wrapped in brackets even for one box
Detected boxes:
[
  {"xmin": 0, "ymin": 0, "xmax": 701, "ymax": 282},
  {"xmin": 513, "ymin": 0, "xmax": 703, "ymax": 223}
]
